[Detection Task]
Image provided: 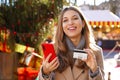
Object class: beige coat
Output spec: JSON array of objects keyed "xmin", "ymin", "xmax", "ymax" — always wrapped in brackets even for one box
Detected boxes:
[{"xmin": 38, "ymin": 45, "xmax": 105, "ymax": 80}]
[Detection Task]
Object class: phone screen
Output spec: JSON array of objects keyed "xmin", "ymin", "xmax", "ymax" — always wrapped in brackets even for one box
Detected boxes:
[{"xmin": 41, "ymin": 43, "xmax": 56, "ymax": 62}]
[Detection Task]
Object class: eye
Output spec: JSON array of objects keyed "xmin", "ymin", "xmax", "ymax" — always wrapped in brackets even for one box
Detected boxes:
[
  {"xmin": 73, "ymin": 17, "xmax": 78, "ymax": 20},
  {"xmin": 63, "ymin": 19, "xmax": 68, "ymax": 23}
]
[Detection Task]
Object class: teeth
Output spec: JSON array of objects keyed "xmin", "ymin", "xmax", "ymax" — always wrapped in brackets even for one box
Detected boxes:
[{"xmin": 68, "ymin": 27, "xmax": 76, "ymax": 30}]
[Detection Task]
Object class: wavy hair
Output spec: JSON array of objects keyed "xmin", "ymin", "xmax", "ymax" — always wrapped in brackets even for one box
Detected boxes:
[{"xmin": 54, "ymin": 6, "xmax": 96, "ymax": 72}]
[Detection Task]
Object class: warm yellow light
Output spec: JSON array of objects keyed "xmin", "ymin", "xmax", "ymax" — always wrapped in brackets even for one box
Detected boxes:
[
  {"xmin": 106, "ymin": 29, "xmax": 110, "ymax": 32},
  {"xmin": 111, "ymin": 25, "xmax": 114, "ymax": 28},
  {"xmin": 117, "ymin": 25, "xmax": 120, "ymax": 28},
  {"xmin": 99, "ymin": 25, "xmax": 102, "ymax": 28},
  {"xmin": 93, "ymin": 25, "xmax": 96, "ymax": 28}
]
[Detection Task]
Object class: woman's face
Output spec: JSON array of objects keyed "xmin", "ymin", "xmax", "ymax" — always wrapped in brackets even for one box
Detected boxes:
[{"xmin": 62, "ymin": 10, "xmax": 84, "ymax": 39}]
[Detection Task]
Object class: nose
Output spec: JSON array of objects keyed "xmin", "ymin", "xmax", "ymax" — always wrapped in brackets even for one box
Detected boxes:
[{"xmin": 68, "ymin": 20, "xmax": 73, "ymax": 25}]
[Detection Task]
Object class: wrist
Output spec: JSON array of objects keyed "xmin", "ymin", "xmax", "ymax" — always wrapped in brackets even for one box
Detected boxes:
[
  {"xmin": 90, "ymin": 66, "xmax": 99, "ymax": 78},
  {"xmin": 91, "ymin": 66, "xmax": 98, "ymax": 73},
  {"xmin": 41, "ymin": 67, "xmax": 50, "ymax": 79},
  {"xmin": 42, "ymin": 67, "xmax": 50, "ymax": 75},
  {"xmin": 90, "ymin": 63, "xmax": 98, "ymax": 73}
]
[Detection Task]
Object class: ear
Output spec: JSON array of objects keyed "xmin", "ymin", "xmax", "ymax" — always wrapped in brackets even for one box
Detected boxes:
[{"xmin": 82, "ymin": 20, "xmax": 85, "ymax": 28}]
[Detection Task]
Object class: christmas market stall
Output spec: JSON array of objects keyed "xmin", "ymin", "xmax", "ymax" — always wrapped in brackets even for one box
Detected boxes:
[
  {"xmin": 83, "ymin": 10, "xmax": 120, "ymax": 49},
  {"xmin": 0, "ymin": 0, "xmax": 63, "ymax": 79},
  {"xmin": 0, "ymin": 28, "xmax": 42, "ymax": 80}
]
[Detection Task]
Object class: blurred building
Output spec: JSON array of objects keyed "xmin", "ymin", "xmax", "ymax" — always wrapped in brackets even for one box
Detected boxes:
[
  {"xmin": 81, "ymin": 9, "xmax": 120, "ymax": 49},
  {"xmin": 79, "ymin": 0, "xmax": 120, "ymax": 49},
  {"xmin": 79, "ymin": 0, "xmax": 120, "ymax": 17},
  {"xmin": 99, "ymin": 0, "xmax": 120, "ymax": 18}
]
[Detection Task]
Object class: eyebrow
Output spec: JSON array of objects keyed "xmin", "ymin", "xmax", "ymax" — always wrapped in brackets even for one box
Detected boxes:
[
  {"xmin": 63, "ymin": 14, "xmax": 78, "ymax": 19},
  {"xmin": 72, "ymin": 15, "xmax": 78, "ymax": 17}
]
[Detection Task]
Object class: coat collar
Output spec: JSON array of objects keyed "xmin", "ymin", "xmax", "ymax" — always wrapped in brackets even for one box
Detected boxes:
[
  {"xmin": 62, "ymin": 60, "xmax": 84, "ymax": 80},
  {"xmin": 65, "ymin": 35, "xmax": 85, "ymax": 51},
  {"xmin": 72, "ymin": 65, "xmax": 84, "ymax": 80},
  {"xmin": 62, "ymin": 67, "xmax": 74, "ymax": 80}
]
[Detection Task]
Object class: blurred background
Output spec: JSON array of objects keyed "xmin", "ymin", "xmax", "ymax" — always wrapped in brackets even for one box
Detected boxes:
[{"xmin": 0, "ymin": 0, "xmax": 120, "ymax": 80}]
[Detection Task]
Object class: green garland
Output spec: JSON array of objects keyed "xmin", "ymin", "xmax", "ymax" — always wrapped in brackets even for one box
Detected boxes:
[{"xmin": 0, "ymin": 0, "xmax": 64, "ymax": 53}]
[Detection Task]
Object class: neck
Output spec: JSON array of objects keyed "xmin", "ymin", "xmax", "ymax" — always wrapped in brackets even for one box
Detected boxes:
[{"xmin": 70, "ymin": 35, "xmax": 81, "ymax": 47}]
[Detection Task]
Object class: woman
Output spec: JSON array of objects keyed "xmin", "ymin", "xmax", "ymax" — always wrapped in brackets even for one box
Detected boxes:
[{"xmin": 38, "ymin": 6, "xmax": 104, "ymax": 80}]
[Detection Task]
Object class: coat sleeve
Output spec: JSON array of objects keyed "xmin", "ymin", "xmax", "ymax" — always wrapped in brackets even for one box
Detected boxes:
[
  {"xmin": 89, "ymin": 45, "xmax": 105, "ymax": 80},
  {"xmin": 37, "ymin": 66, "xmax": 54, "ymax": 80}
]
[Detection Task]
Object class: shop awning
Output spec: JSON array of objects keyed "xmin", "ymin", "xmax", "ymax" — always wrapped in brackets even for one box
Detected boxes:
[
  {"xmin": 89, "ymin": 21, "xmax": 120, "ymax": 27},
  {"xmin": 82, "ymin": 10, "xmax": 120, "ymax": 27}
]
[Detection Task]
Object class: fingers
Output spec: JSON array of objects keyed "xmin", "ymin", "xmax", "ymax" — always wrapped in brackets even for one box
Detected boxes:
[
  {"xmin": 83, "ymin": 49, "xmax": 98, "ymax": 69},
  {"xmin": 84, "ymin": 49, "xmax": 95, "ymax": 59},
  {"xmin": 81, "ymin": 49, "xmax": 95, "ymax": 63},
  {"xmin": 42, "ymin": 54, "xmax": 59, "ymax": 74},
  {"xmin": 49, "ymin": 57, "xmax": 59, "ymax": 71},
  {"xmin": 45, "ymin": 53, "xmax": 52, "ymax": 62}
]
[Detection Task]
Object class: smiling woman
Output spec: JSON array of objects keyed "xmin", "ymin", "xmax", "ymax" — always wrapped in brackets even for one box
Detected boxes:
[
  {"xmin": 62, "ymin": 9, "xmax": 84, "ymax": 44},
  {"xmin": 37, "ymin": 6, "xmax": 105, "ymax": 80}
]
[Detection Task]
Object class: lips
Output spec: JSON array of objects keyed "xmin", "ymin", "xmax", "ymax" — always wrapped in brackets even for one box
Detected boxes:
[{"xmin": 68, "ymin": 26, "xmax": 77, "ymax": 30}]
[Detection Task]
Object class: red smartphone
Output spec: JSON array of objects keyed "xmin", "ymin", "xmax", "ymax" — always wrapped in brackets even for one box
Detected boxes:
[{"xmin": 41, "ymin": 43, "xmax": 56, "ymax": 62}]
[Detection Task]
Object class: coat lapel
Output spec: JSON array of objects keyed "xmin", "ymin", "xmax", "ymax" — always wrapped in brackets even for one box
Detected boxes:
[
  {"xmin": 62, "ymin": 66, "xmax": 74, "ymax": 80},
  {"xmin": 55, "ymin": 60, "xmax": 85, "ymax": 80},
  {"xmin": 72, "ymin": 60, "xmax": 84, "ymax": 80},
  {"xmin": 62, "ymin": 65, "xmax": 84, "ymax": 80}
]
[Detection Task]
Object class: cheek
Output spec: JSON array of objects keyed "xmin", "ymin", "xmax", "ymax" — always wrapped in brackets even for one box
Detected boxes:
[
  {"xmin": 62, "ymin": 26, "xmax": 67, "ymax": 34},
  {"xmin": 77, "ymin": 23, "xmax": 82, "ymax": 31},
  {"xmin": 77, "ymin": 27, "xmax": 82, "ymax": 34},
  {"xmin": 62, "ymin": 23, "xmax": 67, "ymax": 31},
  {"xmin": 62, "ymin": 22, "xmax": 66, "ymax": 28},
  {"xmin": 78, "ymin": 20, "xmax": 83, "ymax": 27},
  {"xmin": 78, "ymin": 21, "xmax": 84, "ymax": 30}
]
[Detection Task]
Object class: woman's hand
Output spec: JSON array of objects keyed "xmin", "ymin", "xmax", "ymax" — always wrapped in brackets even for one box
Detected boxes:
[
  {"xmin": 42, "ymin": 53, "xmax": 59, "ymax": 75},
  {"xmin": 83, "ymin": 49, "xmax": 98, "ymax": 72}
]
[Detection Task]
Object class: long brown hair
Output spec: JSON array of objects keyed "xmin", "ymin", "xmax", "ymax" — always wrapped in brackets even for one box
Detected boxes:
[{"xmin": 54, "ymin": 6, "xmax": 95, "ymax": 72}]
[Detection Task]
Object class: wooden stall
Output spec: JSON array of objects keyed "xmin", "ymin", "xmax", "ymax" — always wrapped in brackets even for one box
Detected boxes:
[{"xmin": 83, "ymin": 10, "xmax": 120, "ymax": 49}]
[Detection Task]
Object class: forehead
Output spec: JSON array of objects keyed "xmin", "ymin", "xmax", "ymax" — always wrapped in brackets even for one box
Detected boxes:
[{"xmin": 63, "ymin": 10, "xmax": 79, "ymax": 18}]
